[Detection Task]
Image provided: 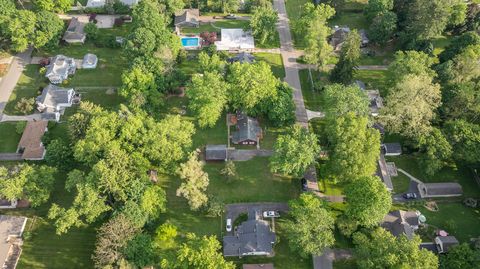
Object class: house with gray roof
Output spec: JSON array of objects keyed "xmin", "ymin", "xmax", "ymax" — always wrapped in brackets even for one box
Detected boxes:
[
  {"xmin": 435, "ymin": 236, "xmax": 459, "ymax": 253},
  {"xmin": 381, "ymin": 210, "xmax": 420, "ymax": 239},
  {"xmin": 82, "ymin": 53, "xmax": 98, "ymax": 69},
  {"xmin": 382, "ymin": 143, "xmax": 402, "ymax": 156},
  {"xmin": 223, "ymin": 217, "xmax": 276, "ymax": 257},
  {"xmin": 63, "ymin": 17, "xmax": 86, "ymax": 44},
  {"xmin": 205, "ymin": 144, "xmax": 228, "ymax": 161},
  {"xmin": 45, "ymin": 55, "xmax": 76, "ymax": 84},
  {"xmin": 0, "ymin": 215, "xmax": 27, "ymax": 269},
  {"xmin": 228, "ymin": 52, "xmax": 255, "ymax": 64},
  {"xmin": 376, "ymin": 153, "xmax": 394, "ymax": 191},
  {"xmin": 36, "ymin": 84, "xmax": 78, "ymax": 121},
  {"xmin": 231, "ymin": 112, "xmax": 262, "ymax": 146},
  {"xmin": 417, "ymin": 182, "xmax": 463, "ymax": 198},
  {"xmin": 174, "ymin": 9, "xmax": 200, "ymax": 28}
]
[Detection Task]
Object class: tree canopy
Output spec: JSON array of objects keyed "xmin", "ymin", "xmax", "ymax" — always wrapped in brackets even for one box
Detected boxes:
[
  {"xmin": 330, "ymin": 29, "xmax": 362, "ymax": 84},
  {"xmin": 176, "ymin": 150, "xmax": 209, "ymax": 211},
  {"xmin": 250, "ymin": 6, "xmax": 279, "ymax": 45},
  {"xmin": 322, "ymin": 84, "xmax": 370, "ymax": 118}
]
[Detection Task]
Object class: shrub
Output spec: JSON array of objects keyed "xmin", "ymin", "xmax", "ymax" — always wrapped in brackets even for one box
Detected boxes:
[
  {"xmin": 39, "ymin": 67, "xmax": 47, "ymax": 75},
  {"xmin": 113, "ymin": 0, "xmax": 130, "ymax": 14},
  {"xmin": 114, "ymin": 18, "xmax": 124, "ymax": 27},
  {"xmin": 463, "ymin": 198, "xmax": 478, "ymax": 208},
  {"xmin": 205, "ymin": 197, "xmax": 224, "ymax": 217},
  {"xmin": 84, "ymin": 22, "xmax": 99, "ymax": 41},
  {"xmin": 200, "ymin": 31, "xmax": 217, "ymax": 46},
  {"xmin": 15, "ymin": 98, "xmax": 35, "ymax": 114},
  {"xmin": 62, "ymin": 79, "xmax": 70, "ymax": 86}
]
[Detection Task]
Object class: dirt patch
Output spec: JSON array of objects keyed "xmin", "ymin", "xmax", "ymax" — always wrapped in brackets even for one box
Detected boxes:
[
  {"xmin": 424, "ymin": 201, "xmax": 439, "ymax": 212},
  {"xmin": 0, "ymin": 63, "xmax": 9, "ymax": 77},
  {"xmin": 106, "ymin": 88, "xmax": 116, "ymax": 95}
]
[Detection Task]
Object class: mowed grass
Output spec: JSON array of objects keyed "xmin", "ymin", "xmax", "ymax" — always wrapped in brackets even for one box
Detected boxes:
[
  {"xmin": 0, "ymin": 122, "xmax": 22, "ymax": 152},
  {"xmin": 181, "ymin": 20, "xmax": 251, "ymax": 34},
  {"xmin": 415, "ymin": 203, "xmax": 480, "ymax": 243},
  {"xmin": 4, "ymin": 65, "xmax": 47, "ymax": 115},
  {"xmin": 354, "ymin": 69, "xmax": 389, "ymax": 95},
  {"xmin": 254, "ymin": 52, "xmax": 285, "ymax": 79},
  {"xmin": 299, "ymin": 68, "xmax": 328, "ymax": 111}
]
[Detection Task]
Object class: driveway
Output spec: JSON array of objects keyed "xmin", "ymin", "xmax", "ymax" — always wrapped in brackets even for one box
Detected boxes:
[
  {"xmin": 0, "ymin": 48, "xmax": 33, "ymax": 115},
  {"xmin": 225, "ymin": 202, "xmax": 289, "ymax": 223},
  {"xmin": 393, "ymin": 180, "xmax": 420, "ymax": 203},
  {"xmin": 228, "ymin": 149, "xmax": 273, "ymax": 161}
]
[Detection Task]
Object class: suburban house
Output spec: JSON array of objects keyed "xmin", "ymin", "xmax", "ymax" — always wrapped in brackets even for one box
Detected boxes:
[
  {"xmin": 86, "ymin": 0, "xmax": 138, "ymax": 7},
  {"xmin": 0, "ymin": 215, "xmax": 27, "ymax": 269},
  {"xmin": 434, "ymin": 236, "xmax": 459, "ymax": 254},
  {"xmin": 231, "ymin": 112, "xmax": 262, "ymax": 146},
  {"xmin": 174, "ymin": 9, "xmax": 200, "ymax": 28},
  {"xmin": 382, "ymin": 143, "xmax": 402, "ymax": 156},
  {"xmin": 215, "ymin": 29, "xmax": 255, "ymax": 51},
  {"xmin": 45, "ymin": 55, "xmax": 77, "ymax": 84},
  {"xmin": 417, "ymin": 182, "xmax": 463, "ymax": 198},
  {"xmin": 63, "ymin": 17, "xmax": 86, "ymax": 44},
  {"xmin": 36, "ymin": 84, "xmax": 78, "ymax": 121},
  {"xmin": 381, "ymin": 210, "xmax": 421, "ymax": 239},
  {"xmin": 17, "ymin": 121, "xmax": 48, "ymax": 161},
  {"xmin": 366, "ymin": 90, "xmax": 383, "ymax": 116},
  {"xmin": 376, "ymin": 153, "xmax": 394, "ymax": 191},
  {"xmin": 331, "ymin": 26, "xmax": 369, "ymax": 51},
  {"xmin": 228, "ymin": 52, "xmax": 255, "ymax": 64},
  {"xmin": 223, "ymin": 211, "xmax": 276, "ymax": 257},
  {"xmin": 82, "ymin": 53, "xmax": 98, "ymax": 69},
  {"xmin": 243, "ymin": 264, "xmax": 274, "ymax": 269},
  {"xmin": 205, "ymin": 144, "xmax": 228, "ymax": 161}
]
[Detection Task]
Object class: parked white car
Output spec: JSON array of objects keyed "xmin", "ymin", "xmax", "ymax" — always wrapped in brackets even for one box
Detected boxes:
[
  {"xmin": 263, "ymin": 211, "xmax": 280, "ymax": 218},
  {"xmin": 226, "ymin": 218, "xmax": 232, "ymax": 232}
]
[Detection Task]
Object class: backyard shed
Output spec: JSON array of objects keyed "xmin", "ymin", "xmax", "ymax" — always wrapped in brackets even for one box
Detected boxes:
[
  {"xmin": 215, "ymin": 29, "xmax": 255, "ymax": 51},
  {"xmin": 174, "ymin": 9, "xmax": 200, "ymax": 28},
  {"xmin": 0, "ymin": 215, "xmax": 27, "ymax": 269},
  {"xmin": 63, "ymin": 17, "xmax": 86, "ymax": 44},
  {"xmin": 205, "ymin": 145, "xmax": 228, "ymax": 161},
  {"xmin": 435, "ymin": 236, "xmax": 459, "ymax": 253},
  {"xmin": 382, "ymin": 143, "xmax": 402, "ymax": 156},
  {"xmin": 17, "ymin": 121, "xmax": 48, "ymax": 160},
  {"xmin": 82, "ymin": 53, "xmax": 98, "ymax": 69},
  {"xmin": 417, "ymin": 182, "xmax": 463, "ymax": 198}
]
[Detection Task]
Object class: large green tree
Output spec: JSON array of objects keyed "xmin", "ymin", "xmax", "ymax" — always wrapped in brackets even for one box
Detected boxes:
[
  {"xmin": 353, "ymin": 228, "xmax": 439, "ymax": 269},
  {"xmin": 387, "ymin": 50, "xmax": 437, "ymax": 86},
  {"xmin": 284, "ymin": 193, "xmax": 335, "ymax": 257},
  {"xmin": 186, "ymin": 71, "xmax": 228, "ymax": 128},
  {"xmin": 250, "ymin": 6, "xmax": 278, "ymax": 45},
  {"xmin": 402, "ymin": 0, "xmax": 451, "ymax": 43},
  {"xmin": 439, "ymin": 243, "xmax": 480, "ymax": 269},
  {"xmin": 418, "ymin": 128, "xmax": 452, "ymax": 176},
  {"xmin": 270, "ymin": 125, "xmax": 320, "ymax": 177},
  {"xmin": 344, "ymin": 176, "xmax": 391, "ymax": 227},
  {"xmin": 368, "ymin": 11, "xmax": 397, "ymax": 45},
  {"xmin": 330, "ymin": 30, "xmax": 362, "ymax": 84},
  {"xmin": 439, "ymin": 32, "xmax": 480, "ymax": 63},
  {"xmin": 34, "ymin": 0, "xmax": 73, "ymax": 13},
  {"xmin": 176, "ymin": 150, "xmax": 210, "ymax": 211},
  {"xmin": 6, "ymin": 10, "xmax": 36, "ymax": 52},
  {"xmin": 322, "ymin": 84, "xmax": 370, "ymax": 118},
  {"xmin": 364, "ymin": 0, "xmax": 393, "ymax": 21},
  {"xmin": 33, "ymin": 11, "xmax": 64, "ymax": 49},
  {"xmin": 444, "ymin": 120, "xmax": 480, "ymax": 164},
  {"xmin": 324, "ymin": 113, "xmax": 380, "ymax": 182}
]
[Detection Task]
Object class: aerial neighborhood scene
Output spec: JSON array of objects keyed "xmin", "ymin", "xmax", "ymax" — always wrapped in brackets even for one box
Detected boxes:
[{"xmin": 1, "ymin": 0, "xmax": 480, "ymax": 268}]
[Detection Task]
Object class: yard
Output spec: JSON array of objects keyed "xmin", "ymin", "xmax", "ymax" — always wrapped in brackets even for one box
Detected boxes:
[
  {"xmin": 254, "ymin": 52, "xmax": 285, "ymax": 79},
  {"xmin": 181, "ymin": 20, "xmax": 251, "ymax": 34},
  {"xmin": 0, "ymin": 122, "xmax": 22, "ymax": 152}
]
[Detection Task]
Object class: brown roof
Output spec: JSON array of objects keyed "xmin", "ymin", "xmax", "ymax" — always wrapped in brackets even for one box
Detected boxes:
[
  {"xmin": 243, "ymin": 265, "xmax": 274, "ymax": 269},
  {"xmin": 17, "ymin": 121, "xmax": 48, "ymax": 160}
]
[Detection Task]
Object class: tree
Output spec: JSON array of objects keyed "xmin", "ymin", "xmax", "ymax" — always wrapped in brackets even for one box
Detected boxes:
[
  {"xmin": 153, "ymin": 222, "xmax": 178, "ymax": 249},
  {"xmin": 439, "ymin": 31, "xmax": 480, "ymax": 63},
  {"xmin": 119, "ymin": 66, "xmax": 157, "ymax": 106},
  {"xmin": 330, "ymin": 30, "xmax": 362, "ymax": 84},
  {"xmin": 322, "ymin": 84, "xmax": 370, "ymax": 118},
  {"xmin": 164, "ymin": 233, "xmax": 235, "ymax": 269},
  {"xmin": 270, "ymin": 125, "xmax": 320, "ymax": 177},
  {"xmin": 220, "ymin": 161, "xmax": 237, "ymax": 179},
  {"xmin": 210, "ymin": 0, "xmax": 239, "ymax": 13},
  {"xmin": 140, "ymin": 184, "xmax": 166, "ymax": 220},
  {"xmin": 176, "ymin": 150, "xmax": 209, "ymax": 211},
  {"xmin": 45, "ymin": 139, "xmax": 73, "ymax": 170},
  {"xmin": 284, "ymin": 193, "xmax": 335, "ymax": 257},
  {"xmin": 364, "ymin": 0, "xmax": 393, "ymax": 21},
  {"xmin": 123, "ymin": 234, "xmax": 154, "ymax": 268},
  {"xmin": 344, "ymin": 176, "xmax": 391, "ymax": 227},
  {"xmin": 0, "ymin": 0, "xmax": 15, "ymax": 17},
  {"xmin": 33, "ymin": 11, "xmax": 64, "ymax": 49},
  {"xmin": 14, "ymin": 97, "xmax": 35, "ymax": 114},
  {"xmin": 441, "ymin": 81, "xmax": 480, "ymax": 123},
  {"xmin": 34, "ymin": 0, "xmax": 73, "ymax": 13},
  {"xmin": 227, "ymin": 61, "xmax": 278, "ymax": 111},
  {"xmin": 186, "ymin": 71, "xmax": 228, "ymax": 128},
  {"xmin": 6, "ymin": 10, "xmax": 36, "ymax": 52},
  {"xmin": 353, "ymin": 228, "xmax": 439, "ymax": 269},
  {"xmin": 418, "ymin": 128, "xmax": 452, "ymax": 176},
  {"xmin": 296, "ymin": 3, "xmax": 336, "ymax": 69},
  {"xmin": 368, "ymin": 11, "xmax": 397, "ymax": 45},
  {"xmin": 444, "ymin": 120, "xmax": 480, "ymax": 164},
  {"xmin": 198, "ymin": 52, "xmax": 225, "ymax": 73},
  {"xmin": 324, "ymin": 113, "xmax": 380, "ymax": 182},
  {"xmin": 84, "ymin": 22, "xmax": 99, "ymax": 41},
  {"xmin": 93, "ymin": 214, "xmax": 140, "ymax": 269},
  {"xmin": 380, "ymin": 74, "xmax": 441, "ymax": 139},
  {"xmin": 439, "ymin": 243, "xmax": 480, "ymax": 269},
  {"xmin": 437, "ymin": 45, "xmax": 480, "ymax": 84},
  {"xmin": 124, "ymin": 27, "xmax": 157, "ymax": 58},
  {"xmin": 402, "ymin": 0, "xmax": 451, "ymax": 43},
  {"xmin": 256, "ymin": 82, "xmax": 296, "ymax": 127},
  {"xmin": 250, "ymin": 6, "xmax": 278, "ymax": 45},
  {"xmin": 387, "ymin": 50, "xmax": 437, "ymax": 86}
]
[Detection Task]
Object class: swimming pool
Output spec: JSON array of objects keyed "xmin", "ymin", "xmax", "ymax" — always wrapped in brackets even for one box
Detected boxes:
[{"xmin": 181, "ymin": 37, "xmax": 200, "ymax": 47}]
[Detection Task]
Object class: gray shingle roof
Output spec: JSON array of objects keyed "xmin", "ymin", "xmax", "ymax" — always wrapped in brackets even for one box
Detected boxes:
[
  {"xmin": 418, "ymin": 183, "xmax": 463, "ymax": 197},
  {"xmin": 228, "ymin": 52, "xmax": 255, "ymax": 64},
  {"xmin": 174, "ymin": 9, "xmax": 200, "ymax": 26},
  {"xmin": 223, "ymin": 219, "xmax": 276, "ymax": 257},
  {"xmin": 376, "ymin": 153, "xmax": 393, "ymax": 191},
  {"xmin": 36, "ymin": 84, "xmax": 74, "ymax": 109},
  {"xmin": 232, "ymin": 112, "xmax": 261, "ymax": 144},
  {"xmin": 205, "ymin": 144, "xmax": 227, "ymax": 160},
  {"xmin": 382, "ymin": 143, "xmax": 402, "ymax": 155},
  {"xmin": 382, "ymin": 210, "xmax": 419, "ymax": 239}
]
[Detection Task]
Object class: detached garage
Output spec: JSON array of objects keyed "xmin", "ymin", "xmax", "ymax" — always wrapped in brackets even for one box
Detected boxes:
[{"xmin": 417, "ymin": 182, "xmax": 463, "ymax": 198}]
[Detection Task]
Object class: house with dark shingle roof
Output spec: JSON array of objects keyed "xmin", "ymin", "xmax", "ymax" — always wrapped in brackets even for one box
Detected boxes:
[
  {"xmin": 228, "ymin": 52, "xmax": 255, "ymax": 64},
  {"xmin": 223, "ymin": 218, "xmax": 276, "ymax": 257},
  {"xmin": 231, "ymin": 112, "xmax": 262, "ymax": 146},
  {"xmin": 381, "ymin": 210, "xmax": 420, "ymax": 239},
  {"xmin": 174, "ymin": 9, "xmax": 200, "ymax": 28}
]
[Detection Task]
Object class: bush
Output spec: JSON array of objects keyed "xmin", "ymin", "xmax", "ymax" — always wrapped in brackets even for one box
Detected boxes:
[
  {"xmin": 113, "ymin": 0, "xmax": 130, "ymax": 14},
  {"xmin": 114, "ymin": 18, "xmax": 124, "ymax": 27},
  {"xmin": 15, "ymin": 121, "xmax": 27, "ymax": 135},
  {"xmin": 205, "ymin": 197, "xmax": 224, "ymax": 217},
  {"xmin": 15, "ymin": 98, "xmax": 35, "ymax": 114},
  {"xmin": 62, "ymin": 79, "xmax": 70, "ymax": 86},
  {"xmin": 84, "ymin": 22, "xmax": 99, "ymax": 41},
  {"xmin": 39, "ymin": 67, "xmax": 47, "ymax": 75}
]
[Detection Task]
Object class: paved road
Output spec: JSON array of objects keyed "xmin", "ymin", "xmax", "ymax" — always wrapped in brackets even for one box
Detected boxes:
[
  {"xmin": 273, "ymin": 0, "xmax": 308, "ymax": 128},
  {"xmin": 0, "ymin": 48, "xmax": 33, "ymax": 115}
]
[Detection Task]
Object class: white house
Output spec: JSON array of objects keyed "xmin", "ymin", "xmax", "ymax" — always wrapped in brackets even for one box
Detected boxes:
[
  {"xmin": 215, "ymin": 29, "xmax": 255, "ymax": 51},
  {"xmin": 86, "ymin": 0, "xmax": 139, "ymax": 7},
  {"xmin": 45, "ymin": 55, "xmax": 76, "ymax": 84},
  {"xmin": 36, "ymin": 84, "xmax": 77, "ymax": 121}
]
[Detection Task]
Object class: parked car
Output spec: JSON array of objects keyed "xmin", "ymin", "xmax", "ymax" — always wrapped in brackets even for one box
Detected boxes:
[
  {"xmin": 263, "ymin": 211, "xmax": 280, "ymax": 218},
  {"xmin": 403, "ymin": 193, "xmax": 417, "ymax": 199},
  {"xmin": 225, "ymin": 14, "xmax": 237, "ymax": 19},
  {"xmin": 226, "ymin": 218, "xmax": 232, "ymax": 232},
  {"xmin": 301, "ymin": 178, "xmax": 308, "ymax": 191}
]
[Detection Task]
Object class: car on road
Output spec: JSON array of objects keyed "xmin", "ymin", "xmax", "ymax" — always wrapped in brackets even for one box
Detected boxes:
[
  {"xmin": 263, "ymin": 211, "xmax": 280, "ymax": 218},
  {"xmin": 403, "ymin": 192, "xmax": 417, "ymax": 199},
  {"xmin": 225, "ymin": 14, "xmax": 237, "ymax": 19},
  {"xmin": 301, "ymin": 178, "xmax": 308, "ymax": 191},
  {"xmin": 226, "ymin": 218, "xmax": 232, "ymax": 232}
]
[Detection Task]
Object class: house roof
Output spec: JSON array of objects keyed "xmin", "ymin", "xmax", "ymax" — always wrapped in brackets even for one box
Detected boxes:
[
  {"xmin": 174, "ymin": 9, "xmax": 200, "ymax": 25},
  {"xmin": 37, "ymin": 84, "xmax": 74, "ymax": 108},
  {"xmin": 45, "ymin": 55, "xmax": 75, "ymax": 79},
  {"xmin": 382, "ymin": 210, "xmax": 419, "ymax": 239},
  {"xmin": 376, "ymin": 153, "xmax": 394, "ymax": 191},
  {"xmin": 215, "ymin": 29, "xmax": 255, "ymax": 50},
  {"xmin": 382, "ymin": 143, "xmax": 402, "ymax": 155},
  {"xmin": 0, "ymin": 215, "xmax": 27, "ymax": 269},
  {"xmin": 223, "ymin": 219, "xmax": 276, "ymax": 257},
  {"xmin": 243, "ymin": 264, "xmax": 274, "ymax": 269},
  {"xmin": 63, "ymin": 17, "xmax": 86, "ymax": 41},
  {"xmin": 232, "ymin": 112, "xmax": 262, "ymax": 144},
  {"xmin": 436, "ymin": 236, "xmax": 459, "ymax": 252},
  {"xmin": 228, "ymin": 52, "xmax": 255, "ymax": 64},
  {"xmin": 205, "ymin": 144, "xmax": 227, "ymax": 160},
  {"xmin": 418, "ymin": 183, "xmax": 463, "ymax": 197},
  {"xmin": 17, "ymin": 121, "xmax": 48, "ymax": 160}
]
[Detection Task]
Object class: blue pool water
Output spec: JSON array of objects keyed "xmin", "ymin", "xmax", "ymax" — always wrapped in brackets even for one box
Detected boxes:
[{"xmin": 181, "ymin": 37, "xmax": 200, "ymax": 47}]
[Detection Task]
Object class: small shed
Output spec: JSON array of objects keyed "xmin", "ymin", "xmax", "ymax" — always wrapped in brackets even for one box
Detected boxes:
[
  {"xmin": 63, "ymin": 17, "xmax": 86, "ymax": 44},
  {"xmin": 435, "ymin": 236, "xmax": 459, "ymax": 253},
  {"xmin": 17, "ymin": 121, "xmax": 48, "ymax": 161},
  {"xmin": 82, "ymin": 53, "xmax": 98, "ymax": 69},
  {"xmin": 382, "ymin": 143, "xmax": 402, "ymax": 156},
  {"xmin": 417, "ymin": 182, "xmax": 463, "ymax": 198},
  {"xmin": 205, "ymin": 145, "xmax": 228, "ymax": 161},
  {"xmin": 174, "ymin": 9, "xmax": 200, "ymax": 28}
]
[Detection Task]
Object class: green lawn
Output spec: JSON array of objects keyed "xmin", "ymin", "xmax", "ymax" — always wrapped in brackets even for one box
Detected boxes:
[
  {"xmin": 390, "ymin": 172, "xmax": 411, "ymax": 194},
  {"xmin": 254, "ymin": 52, "xmax": 285, "ymax": 79},
  {"xmin": 329, "ymin": 12, "xmax": 368, "ymax": 30},
  {"xmin": 181, "ymin": 20, "xmax": 251, "ymax": 34},
  {"xmin": 299, "ymin": 68, "xmax": 328, "ymax": 111},
  {"xmin": 432, "ymin": 35, "xmax": 454, "ymax": 56},
  {"xmin": 414, "ymin": 203, "xmax": 480, "ymax": 243},
  {"xmin": 388, "ymin": 155, "xmax": 480, "ymax": 198},
  {"xmin": 354, "ymin": 69, "xmax": 389, "ymax": 95},
  {"xmin": 4, "ymin": 65, "xmax": 47, "ymax": 115},
  {"xmin": 0, "ymin": 122, "xmax": 22, "ymax": 152},
  {"xmin": 334, "ymin": 259, "xmax": 357, "ymax": 269}
]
